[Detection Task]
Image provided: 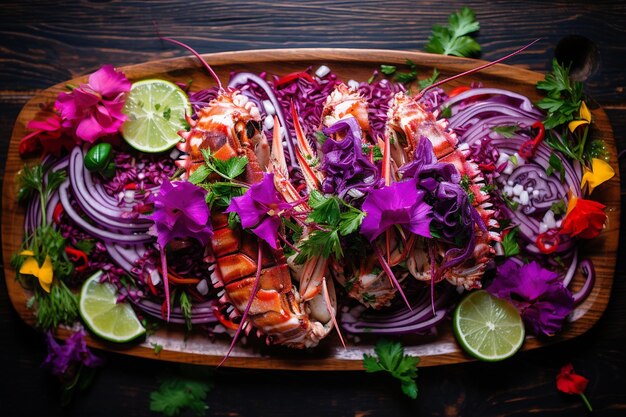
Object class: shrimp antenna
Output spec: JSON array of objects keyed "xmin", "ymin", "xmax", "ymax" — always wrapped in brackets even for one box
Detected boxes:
[
  {"xmin": 416, "ymin": 38, "xmax": 541, "ymax": 100},
  {"xmin": 160, "ymin": 36, "xmax": 223, "ymax": 91}
]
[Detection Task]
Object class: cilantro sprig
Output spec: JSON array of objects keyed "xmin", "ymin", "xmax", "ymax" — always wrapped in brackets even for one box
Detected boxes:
[
  {"xmin": 537, "ymin": 59, "xmax": 583, "ymax": 130},
  {"xmin": 536, "ymin": 59, "xmax": 608, "ymax": 162},
  {"xmin": 295, "ymin": 190, "xmax": 365, "ymax": 263},
  {"xmin": 188, "ymin": 149, "xmax": 249, "ymax": 208},
  {"xmin": 501, "ymin": 227, "xmax": 521, "ymax": 257},
  {"xmin": 425, "ymin": 7, "xmax": 481, "ymax": 57},
  {"xmin": 150, "ymin": 377, "xmax": 213, "ymax": 417},
  {"xmin": 363, "ymin": 339, "xmax": 420, "ymax": 399}
]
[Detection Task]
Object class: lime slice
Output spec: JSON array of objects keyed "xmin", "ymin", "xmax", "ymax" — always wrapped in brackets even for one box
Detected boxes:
[
  {"xmin": 453, "ymin": 290, "xmax": 525, "ymax": 361},
  {"xmin": 121, "ymin": 79, "xmax": 191, "ymax": 153},
  {"xmin": 79, "ymin": 271, "xmax": 145, "ymax": 343}
]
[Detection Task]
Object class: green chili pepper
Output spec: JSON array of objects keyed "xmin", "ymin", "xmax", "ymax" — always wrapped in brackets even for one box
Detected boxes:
[{"xmin": 84, "ymin": 143, "xmax": 113, "ymax": 172}]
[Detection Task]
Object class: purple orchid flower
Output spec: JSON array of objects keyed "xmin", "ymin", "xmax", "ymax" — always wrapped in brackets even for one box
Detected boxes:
[
  {"xmin": 226, "ymin": 172, "xmax": 292, "ymax": 249},
  {"xmin": 149, "ymin": 178, "xmax": 213, "ymax": 249},
  {"xmin": 487, "ymin": 260, "xmax": 574, "ymax": 336},
  {"xmin": 55, "ymin": 65, "xmax": 131, "ymax": 143},
  {"xmin": 360, "ymin": 178, "xmax": 432, "ymax": 242},
  {"xmin": 42, "ymin": 330, "xmax": 103, "ymax": 377}
]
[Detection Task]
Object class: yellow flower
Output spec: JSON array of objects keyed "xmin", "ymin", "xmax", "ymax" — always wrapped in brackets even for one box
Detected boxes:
[
  {"xmin": 19, "ymin": 250, "xmax": 54, "ymax": 293},
  {"xmin": 568, "ymin": 101, "xmax": 592, "ymax": 133},
  {"xmin": 581, "ymin": 158, "xmax": 615, "ymax": 194}
]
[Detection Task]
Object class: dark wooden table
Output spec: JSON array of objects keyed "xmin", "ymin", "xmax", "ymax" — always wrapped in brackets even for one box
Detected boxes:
[{"xmin": 2, "ymin": 1, "xmax": 625, "ymax": 416}]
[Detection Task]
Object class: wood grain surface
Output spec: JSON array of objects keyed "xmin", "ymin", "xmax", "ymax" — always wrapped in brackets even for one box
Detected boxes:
[
  {"xmin": 2, "ymin": 49, "xmax": 620, "ymax": 371},
  {"xmin": 1, "ymin": 1, "xmax": 626, "ymax": 416}
]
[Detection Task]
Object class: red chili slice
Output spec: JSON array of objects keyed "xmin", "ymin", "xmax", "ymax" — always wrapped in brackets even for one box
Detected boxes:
[
  {"xmin": 536, "ymin": 231, "xmax": 560, "ymax": 254},
  {"xmin": 448, "ymin": 86, "xmax": 471, "ymax": 97},
  {"xmin": 65, "ymin": 246, "xmax": 89, "ymax": 272},
  {"xmin": 52, "ymin": 202, "xmax": 64, "ymax": 224},
  {"xmin": 275, "ymin": 71, "xmax": 316, "ymax": 87},
  {"xmin": 519, "ymin": 121, "xmax": 545, "ymax": 159}
]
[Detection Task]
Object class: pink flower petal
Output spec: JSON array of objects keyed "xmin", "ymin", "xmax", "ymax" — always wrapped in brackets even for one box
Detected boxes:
[
  {"xmin": 73, "ymin": 87, "xmax": 100, "ymax": 112},
  {"xmin": 55, "ymin": 92, "xmax": 80, "ymax": 120},
  {"xmin": 88, "ymin": 65, "xmax": 131, "ymax": 97},
  {"xmin": 75, "ymin": 113, "xmax": 104, "ymax": 143}
]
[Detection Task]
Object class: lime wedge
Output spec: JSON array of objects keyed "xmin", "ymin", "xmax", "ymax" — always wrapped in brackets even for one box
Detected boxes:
[
  {"xmin": 121, "ymin": 79, "xmax": 191, "ymax": 153},
  {"xmin": 453, "ymin": 290, "xmax": 525, "ymax": 361},
  {"xmin": 79, "ymin": 271, "xmax": 145, "ymax": 343}
]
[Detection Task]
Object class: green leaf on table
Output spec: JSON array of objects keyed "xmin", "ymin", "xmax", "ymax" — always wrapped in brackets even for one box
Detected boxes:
[{"xmin": 363, "ymin": 339, "xmax": 420, "ymax": 399}]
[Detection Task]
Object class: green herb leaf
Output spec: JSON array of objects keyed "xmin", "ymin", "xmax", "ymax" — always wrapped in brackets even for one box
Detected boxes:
[
  {"xmin": 502, "ymin": 227, "xmax": 521, "ymax": 257},
  {"xmin": 338, "ymin": 210, "xmax": 365, "ymax": 236},
  {"xmin": 395, "ymin": 70, "xmax": 418, "ymax": 84},
  {"xmin": 73, "ymin": 239, "xmax": 95, "ymax": 256},
  {"xmin": 440, "ymin": 106, "xmax": 452, "ymax": 118},
  {"xmin": 151, "ymin": 342, "xmax": 163, "ymax": 355},
  {"xmin": 550, "ymin": 200, "xmax": 567, "ymax": 216},
  {"xmin": 425, "ymin": 7, "xmax": 481, "ymax": 57},
  {"xmin": 307, "ymin": 191, "xmax": 341, "ymax": 226},
  {"xmin": 188, "ymin": 165, "xmax": 210, "ymax": 185},
  {"xmin": 491, "ymin": 124, "xmax": 519, "ymax": 138},
  {"xmin": 295, "ymin": 229, "xmax": 343, "ymax": 262},
  {"xmin": 546, "ymin": 153, "xmax": 566, "ymax": 182},
  {"xmin": 212, "ymin": 156, "xmax": 248, "ymax": 180},
  {"xmin": 363, "ymin": 340, "xmax": 420, "ymax": 399},
  {"xmin": 418, "ymin": 68, "xmax": 440, "ymax": 90},
  {"xmin": 150, "ymin": 377, "xmax": 212, "ymax": 417},
  {"xmin": 179, "ymin": 291, "xmax": 193, "ymax": 331},
  {"xmin": 380, "ymin": 65, "xmax": 397, "ymax": 75}
]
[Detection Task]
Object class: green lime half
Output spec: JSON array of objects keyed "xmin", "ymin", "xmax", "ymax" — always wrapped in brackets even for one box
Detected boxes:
[
  {"xmin": 453, "ymin": 290, "xmax": 525, "ymax": 362},
  {"xmin": 121, "ymin": 79, "xmax": 191, "ymax": 153},
  {"xmin": 79, "ymin": 271, "xmax": 145, "ymax": 343}
]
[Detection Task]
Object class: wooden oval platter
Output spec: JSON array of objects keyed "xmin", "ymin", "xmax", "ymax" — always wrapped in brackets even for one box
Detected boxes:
[{"xmin": 2, "ymin": 48, "xmax": 619, "ymax": 370}]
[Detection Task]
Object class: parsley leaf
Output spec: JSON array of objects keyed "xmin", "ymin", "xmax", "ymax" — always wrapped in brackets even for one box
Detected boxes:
[
  {"xmin": 491, "ymin": 124, "xmax": 520, "ymax": 138},
  {"xmin": 151, "ymin": 342, "xmax": 163, "ymax": 355},
  {"xmin": 307, "ymin": 190, "xmax": 341, "ymax": 226},
  {"xmin": 339, "ymin": 210, "xmax": 365, "ymax": 236},
  {"xmin": 440, "ymin": 106, "xmax": 452, "ymax": 118},
  {"xmin": 295, "ymin": 229, "xmax": 343, "ymax": 262},
  {"xmin": 546, "ymin": 153, "xmax": 566, "ymax": 182},
  {"xmin": 501, "ymin": 227, "xmax": 521, "ymax": 257},
  {"xmin": 425, "ymin": 7, "xmax": 481, "ymax": 57},
  {"xmin": 150, "ymin": 377, "xmax": 213, "ymax": 417},
  {"xmin": 214, "ymin": 156, "xmax": 248, "ymax": 180},
  {"xmin": 380, "ymin": 59, "xmax": 420, "ymax": 85},
  {"xmin": 551, "ymin": 200, "xmax": 567, "ymax": 216},
  {"xmin": 188, "ymin": 165, "xmax": 210, "ymax": 185},
  {"xmin": 418, "ymin": 68, "xmax": 440, "ymax": 90},
  {"xmin": 380, "ymin": 65, "xmax": 397, "ymax": 75},
  {"xmin": 200, "ymin": 149, "xmax": 248, "ymax": 181},
  {"xmin": 363, "ymin": 339, "xmax": 420, "ymax": 399},
  {"xmin": 295, "ymin": 192, "xmax": 365, "ymax": 263}
]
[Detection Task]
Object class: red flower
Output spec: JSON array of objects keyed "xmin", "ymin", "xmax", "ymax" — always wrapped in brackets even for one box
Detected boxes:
[
  {"xmin": 556, "ymin": 363, "xmax": 593, "ymax": 411},
  {"xmin": 557, "ymin": 363, "xmax": 588, "ymax": 394},
  {"xmin": 559, "ymin": 197, "xmax": 607, "ymax": 239},
  {"xmin": 19, "ymin": 113, "xmax": 74, "ymax": 157}
]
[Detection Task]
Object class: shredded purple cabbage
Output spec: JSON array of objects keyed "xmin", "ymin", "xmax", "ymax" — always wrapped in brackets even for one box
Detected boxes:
[
  {"xmin": 320, "ymin": 117, "xmax": 382, "ymax": 202},
  {"xmin": 357, "ymin": 78, "xmax": 406, "ymax": 140}
]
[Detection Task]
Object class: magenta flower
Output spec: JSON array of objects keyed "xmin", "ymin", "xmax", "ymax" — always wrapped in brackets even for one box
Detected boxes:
[
  {"xmin": 487, "ymin": 260, "xmax": 574, "ymax": 336},
  {"xmin": 55, "ymin": 65, "xmax": 131, "ymax": 143},
  {"xmin": 42, "ymin": 330, "xmax": 103, "ymax": 377},
  {"xmin": 226, "ymin": 173, "xmax": 291, "ymax": 249},
  {"xmin": 149, "ymin": 179, "xmax": 213, "ymax": 249},
  {"xmin": 360, "ymin": 178, "xmax": 432, "ymax": 242}
]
